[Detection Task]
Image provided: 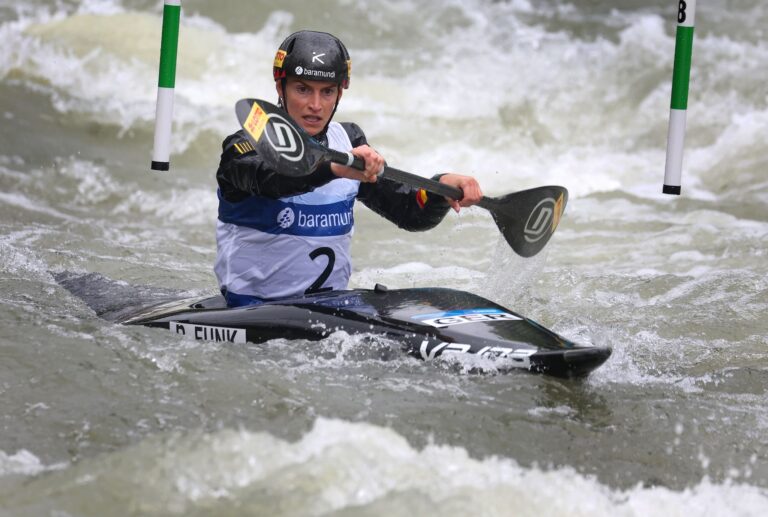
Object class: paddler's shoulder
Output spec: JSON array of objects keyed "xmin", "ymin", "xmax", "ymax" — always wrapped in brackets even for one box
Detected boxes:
[{"xmin": 337, "ymin": 122, "xmax": 368, "ymax": 146}]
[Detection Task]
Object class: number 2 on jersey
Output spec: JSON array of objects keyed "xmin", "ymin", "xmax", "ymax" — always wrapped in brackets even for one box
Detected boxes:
[{"xmin": 305, "ymin": 247, "xmax": 335, "ymax": 294}]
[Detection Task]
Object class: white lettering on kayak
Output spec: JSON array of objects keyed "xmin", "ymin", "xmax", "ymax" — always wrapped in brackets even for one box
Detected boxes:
[
  {"xmin": 417, "ymin": 311, "xmax": 522, "ymax": 328},
  {"xmin": 419, "ymin": 340, "xmax": 535, "ymax": 367},
  {"xmin": 419, "ymin": 341, "xmax": 471, "ymax": 360},
  {"xmin": 170, "ymin": 322, "xmax": 246, "ymax": 344}
]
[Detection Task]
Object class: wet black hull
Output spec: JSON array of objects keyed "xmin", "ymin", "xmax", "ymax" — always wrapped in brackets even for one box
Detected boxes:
[{"xmin": 119, "ymin": 286, "xmax": 611, "ymax": 377}]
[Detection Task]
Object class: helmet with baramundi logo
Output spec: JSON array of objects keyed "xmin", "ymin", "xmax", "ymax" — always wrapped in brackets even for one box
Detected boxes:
[{"xmin": 273, "ymin": 30, "xmax": 351, "ymax": 89}]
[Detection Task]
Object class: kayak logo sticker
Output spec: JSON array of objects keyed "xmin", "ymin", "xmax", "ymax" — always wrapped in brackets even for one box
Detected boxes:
[
  {"xmin": 277, "ymin": 207, "xmax": 295, "ymax": 228},
  {"xmin": 419, "ymin": 340, "xmax": 536, "ymax": 368},
  {"xmin": 266, "ymin": 113, "xmax": 304, "ymax": 162},
  {"xmin": 170, "ymin": 322, "xmax": 246, "ymax": 344},
  {"xmin": 524, "ymin": 193, "xmax": 564, "ymax": 243},
  {"xmin": 412, "ymin": 308, "xmax": 521, "ymax": 328}
]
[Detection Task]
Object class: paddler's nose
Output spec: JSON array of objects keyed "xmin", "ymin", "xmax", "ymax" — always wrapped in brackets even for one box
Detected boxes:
[{"xmin": 308, "ymin": 90, "xmax": 322, "ymax": 111}]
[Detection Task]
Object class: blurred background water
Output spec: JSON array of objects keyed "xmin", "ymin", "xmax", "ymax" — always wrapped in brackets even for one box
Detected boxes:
[{"xmin": 1, "ymin": 0, "xmax": 767, "ymax": 515}]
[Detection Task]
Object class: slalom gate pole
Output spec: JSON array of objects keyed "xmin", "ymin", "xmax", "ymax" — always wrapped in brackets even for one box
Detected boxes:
[
  {"xmin": 151, "ymin": 0, "xmax": 181, "ymax": 171},
  {"xmin": 663, "ymin": 0, "xmax": 696, "ymax": 195}
]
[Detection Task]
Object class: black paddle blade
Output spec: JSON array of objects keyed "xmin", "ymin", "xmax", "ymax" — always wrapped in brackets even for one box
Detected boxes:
[
  {"xmin": 480, "ymin": 186, "xmax": 568, "ymax": 258},
  {"xmin": 234, "ymin": 98, "xmax": 326, "ymax": 177}
]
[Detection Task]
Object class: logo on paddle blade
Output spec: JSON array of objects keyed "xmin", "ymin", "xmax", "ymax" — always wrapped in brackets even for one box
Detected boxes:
[
  {"xmin": 265, "ymin": 113, "xmax": 305, "ymax": 163},
  {"xmin": 524, "ymin": 193, "xmax": 565, "ymax": 243}
]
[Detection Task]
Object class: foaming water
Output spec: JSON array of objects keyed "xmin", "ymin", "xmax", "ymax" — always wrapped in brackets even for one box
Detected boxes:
[
  {"xmin": 2, "ymin": 419, "xmax": 767, "ymax": 516},
  {"xmin": 3, "ymin": 1, "xmax": 765, "ymax": 201},
  {"xmin": 1, "ymin": 1, "xmax": 287, "ymax": 152},
  {"xmin": 2, "ymin": 0, "xmax": 768, "ymax": 514}
]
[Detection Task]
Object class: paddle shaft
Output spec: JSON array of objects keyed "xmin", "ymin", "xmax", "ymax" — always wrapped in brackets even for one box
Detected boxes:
[
  {"xmin": 322, "ymin": 145, "xmax": 566, "ymax": 257},
  {"xmin": 325, "ymin": 147, "xmax": 498, "ymax": 208}
]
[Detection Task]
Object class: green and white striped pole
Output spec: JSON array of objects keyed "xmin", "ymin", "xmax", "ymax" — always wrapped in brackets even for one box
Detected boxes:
[
  {"xmin": 151, "ymin": 0, "xmax": 181, "ymax": 171},
  {"xmin": 663, "ymin": 0, "xmax": 696, "ymax": 195}
]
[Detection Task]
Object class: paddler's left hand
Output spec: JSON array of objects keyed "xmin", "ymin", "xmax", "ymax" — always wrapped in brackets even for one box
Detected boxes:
[{"xmin": 439, "ymin": 173, "xmax": 483, "ymax": 213}]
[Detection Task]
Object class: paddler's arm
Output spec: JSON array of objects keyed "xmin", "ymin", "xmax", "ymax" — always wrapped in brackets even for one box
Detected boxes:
[
  {"xmin": 357, "ymin": 176, "xmax": 453, "ymax": 231},
  {"xmin": 216, "ymin": 130, "xmax": 336, "ymax": 201},
  {"xmin": 336, "ymin": 122, "xmax": 449, "ymax": 231}
]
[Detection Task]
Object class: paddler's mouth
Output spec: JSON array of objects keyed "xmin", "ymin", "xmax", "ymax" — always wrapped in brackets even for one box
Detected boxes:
[{"xmin": 301, "ymin": 114, "xmax": 324, "ymax": 128}]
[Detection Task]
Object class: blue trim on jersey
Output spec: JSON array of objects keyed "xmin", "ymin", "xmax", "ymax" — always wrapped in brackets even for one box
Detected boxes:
[
  {"xmin": 224, "ymin": 290, "xmax": 266, "ymax": 308},
  {"xmin": 218, "ymin": 190, "xmax": 355, "ymax": 237}
]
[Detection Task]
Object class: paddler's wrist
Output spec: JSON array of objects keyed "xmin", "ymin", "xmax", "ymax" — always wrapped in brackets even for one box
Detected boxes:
[{"xmin": 428, "ymin": 173, "xmax": 452, "ymax": 209}]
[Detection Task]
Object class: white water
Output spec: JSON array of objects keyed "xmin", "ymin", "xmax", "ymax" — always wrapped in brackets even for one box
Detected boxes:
[
  {"xmin": 3, "ymin": 419, "xmax": 767, "ymax": 516},
  {"xmin": 1, "ymin": 0, "xmax": 767, "ymax": 514}
]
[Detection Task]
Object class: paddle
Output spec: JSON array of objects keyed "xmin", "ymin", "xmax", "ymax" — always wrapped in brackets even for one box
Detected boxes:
[{"xmin": 234, "ymin": 98, "xmax": 567, "ymax": 258}]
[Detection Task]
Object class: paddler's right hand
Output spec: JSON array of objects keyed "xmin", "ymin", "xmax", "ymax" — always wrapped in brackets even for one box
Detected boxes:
[
  {"xmin": 330, "ymin": 145, "xmax": 383, "ymax": 183},
  {"xmin": 438, "ymin": 173, "xmax": 483, "ymax": 213}
]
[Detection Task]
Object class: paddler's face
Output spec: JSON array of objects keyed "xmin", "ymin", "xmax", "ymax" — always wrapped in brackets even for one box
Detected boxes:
[{"xmin": 277, "ymin": 77, "xmax": 341, "ymax": 136}]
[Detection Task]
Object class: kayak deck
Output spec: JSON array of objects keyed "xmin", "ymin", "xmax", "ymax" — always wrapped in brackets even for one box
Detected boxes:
[{"xmin": 119, "ymin": 285, "xmax": 611, "ymax": 378}]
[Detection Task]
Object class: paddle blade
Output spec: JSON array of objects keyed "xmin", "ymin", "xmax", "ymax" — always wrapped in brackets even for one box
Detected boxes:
[
  {"xmin": 481, "ymin": 186, "xmax": 568, "ymax": 258},
  {"xmin": 234, "ymin": 98, "xmax": 325, "ymax": 177}
]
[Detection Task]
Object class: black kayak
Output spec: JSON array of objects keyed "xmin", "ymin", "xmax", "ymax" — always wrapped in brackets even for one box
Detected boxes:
[{"xmin": 108, "ymin": 282, "xmax": 610, "ymax": 378}]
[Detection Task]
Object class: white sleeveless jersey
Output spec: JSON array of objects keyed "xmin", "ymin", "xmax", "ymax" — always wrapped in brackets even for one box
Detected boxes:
[{"xmin": 214, "ymin": 122, "xmax": 360, "ymax": 299}]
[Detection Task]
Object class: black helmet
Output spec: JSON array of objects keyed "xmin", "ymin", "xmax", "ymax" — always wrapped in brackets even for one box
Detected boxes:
[{"xmin": 273, "ymin": 30, "xmax": 351, "ymax": 88}]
